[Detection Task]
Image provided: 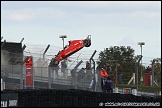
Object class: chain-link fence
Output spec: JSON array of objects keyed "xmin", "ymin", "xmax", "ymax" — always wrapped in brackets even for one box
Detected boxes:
[
  {"xmin": 1, "ymin": 64, "xmax": 161, "ymax": 94},
  {"xmin": 1, "ymin": 65, "xmax": 97, "ymax": 90}
]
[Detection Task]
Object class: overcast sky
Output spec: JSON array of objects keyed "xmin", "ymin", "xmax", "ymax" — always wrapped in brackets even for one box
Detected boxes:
[{"xmin": 1, "ymin": 1, "xmax": 161, "ymax": 66}]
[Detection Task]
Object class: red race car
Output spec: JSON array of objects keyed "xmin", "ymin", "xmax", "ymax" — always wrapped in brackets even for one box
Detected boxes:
[{"xmin": 49, "ymin": 35, "xmax": 91, "ymax": 67}]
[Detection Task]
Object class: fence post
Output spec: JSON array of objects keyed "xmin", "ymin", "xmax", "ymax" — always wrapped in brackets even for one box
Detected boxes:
[
  {"xmin": 95, "ymin": 71, "xmax": 98, "ymax": 91},
  {"xmin": 32, "ymin": 66, "xmax": 34, "ymax": 89},
  {"xmin": 116, "ymin": 62, "xmax": 118, "ymax": 84},
  {"xmin": 136, "ymin": 55, "xmax": 142, "ymax": 90},
  {"xmin": 151, "ymin": 59, "xmax": 155, "ymax": 86},
  {"xmin": 48, "ymin": 67, "xmax": 51, "ymax": 89},
  {"xmin": 20, "ymin": 65, "xmax": 23, "ymax": 89}
]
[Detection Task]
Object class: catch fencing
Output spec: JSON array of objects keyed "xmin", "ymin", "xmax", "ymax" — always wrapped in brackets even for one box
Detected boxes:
[
  {"xmin": 1, "ymin": 63, "xmax": 161, "ymax": 95},
  {"xmin": 1, "ymin": 65, "xmax": 95, "ymax": 90}
]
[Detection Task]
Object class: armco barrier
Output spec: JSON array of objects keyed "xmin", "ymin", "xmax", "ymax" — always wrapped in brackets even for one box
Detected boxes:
[{"xmin": 1, "ymin": 89, "xmax": 161, "ymax": 107}]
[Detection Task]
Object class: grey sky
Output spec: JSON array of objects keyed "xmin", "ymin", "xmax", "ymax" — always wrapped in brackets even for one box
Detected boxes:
[{"xmin": 1, "ymin": 1, "xmax": 161, "ymax": 66}]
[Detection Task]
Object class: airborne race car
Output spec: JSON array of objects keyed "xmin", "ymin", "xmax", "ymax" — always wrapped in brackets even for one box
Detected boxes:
[{"xmin": 49, "ymin": 35, "xmax": 91, "ymax": 67}]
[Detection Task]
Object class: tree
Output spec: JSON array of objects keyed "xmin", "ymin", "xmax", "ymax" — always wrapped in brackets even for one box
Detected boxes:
[{"xmin": 96, "ymin": 46, "xmax": 137, "ymax": 83}]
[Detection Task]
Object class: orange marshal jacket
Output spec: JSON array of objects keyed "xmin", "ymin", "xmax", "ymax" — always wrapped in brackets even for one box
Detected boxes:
[{"xmin": 100, "ymin": 68, "xmax": 108, "ymax": 78}]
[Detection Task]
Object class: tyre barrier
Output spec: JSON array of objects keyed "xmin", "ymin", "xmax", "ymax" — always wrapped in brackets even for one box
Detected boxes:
[{"xmin": 1, "ymin": 89, "xmax": 161, "ymax": 107}]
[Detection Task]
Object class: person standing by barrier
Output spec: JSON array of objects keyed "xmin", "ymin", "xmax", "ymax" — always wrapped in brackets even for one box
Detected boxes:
[
  {"xmin": 71, "ymin": 69, "xmax": 76, "ymax": 85},
  {"xmin": 102, "ymin": 76, "xmax": 114, "ymax": 93},
  {"xmin": 106, "ymin": 63, "xmax": 116, "ymax": 82},
  {"xmin": 49, "ymin": 58, "xmax": 59, "ymax": 79},
  {"xmin": 85, "ymin": 61, "xmax": 92, "ymax": 81},
  {"xmin": 89, "ymin": 76, "xmax": 95, "ymax": 91},
  {"xmin": 61, "ymin": 60, "xmax": 67, "ymax": 79},
  {"xmin": 145, "ymin": 66, "xmax": 151, "ymax": 73},
  {"xmin": 100, "ymin": 68, "xmax": 108, "ymax": 92},
  {"xmin": 106, "ymin": 63, "xmax": 112, "ymax": 75},
  {"xmin": 116, "ymin": 63, "xmax": 123, "ymax": 84},
  {"xmin": 78, "ymin": 68, "xmax": 86, "ymax": 82}
]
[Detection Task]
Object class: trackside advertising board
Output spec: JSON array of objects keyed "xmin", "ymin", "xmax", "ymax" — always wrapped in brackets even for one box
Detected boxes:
[{"xmin": 1, "ymin": 93, "xmax": 18, "ymax": 107}]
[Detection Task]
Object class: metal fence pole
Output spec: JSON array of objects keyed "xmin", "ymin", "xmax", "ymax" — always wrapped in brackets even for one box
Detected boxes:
[
  {"xmin": 20, "ymin": 65, "xmax": 23, "ymax": 89},
  {"xmin": 41, "ymin": 67, "xmax": 42, "ymax": 88},
  {"xmin": 116, "ymin": 63, "xmax": 118, "ymax": 84},
  {"xmin": 151, "ymin": 59, "xmax": 155, "ymax": 86},
  {"xmin": 48, "ymin": 67, "xmax": 51, "ymax": 89},
  {"xmin": 136, "ymin": 62, "xmax": 139, "ymax": 90},
  {"xmin": 136, "ymin": 55, "xmax": 142, "ymax": 90},
  {"xmin": 32, "ymin": 66, "xmax": 34, "ymax": 89}
]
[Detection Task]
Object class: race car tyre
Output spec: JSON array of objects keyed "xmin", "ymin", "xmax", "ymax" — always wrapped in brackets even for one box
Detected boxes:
[{"xmin": 83, "ymin": 39, "xmax": 91, "ymax": 47}]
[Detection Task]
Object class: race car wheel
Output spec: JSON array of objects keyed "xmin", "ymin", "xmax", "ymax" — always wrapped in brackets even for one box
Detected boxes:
[{"xmin": 83, "ymin": 39, "xmax": 91, "ymax": 47}]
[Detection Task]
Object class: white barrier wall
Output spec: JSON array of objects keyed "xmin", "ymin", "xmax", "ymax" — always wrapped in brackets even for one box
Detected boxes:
[
  {"xmin": 114, "ymin": 87, "xmax": 118, "ymax": 93},
  {"xmin": 159, "ymin": 91, "xmax": 161, "ymax": 96},
  {"xmin": 1, "ymin": 78, "xmax": 3, "ymax": 91},
  {"xmin": 1, "ymin": 78, "xmax": 5, "ymax": 91},
  {"xmin": 132, "ymin": 89, "xmax": 137, "ymax": 95}
]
